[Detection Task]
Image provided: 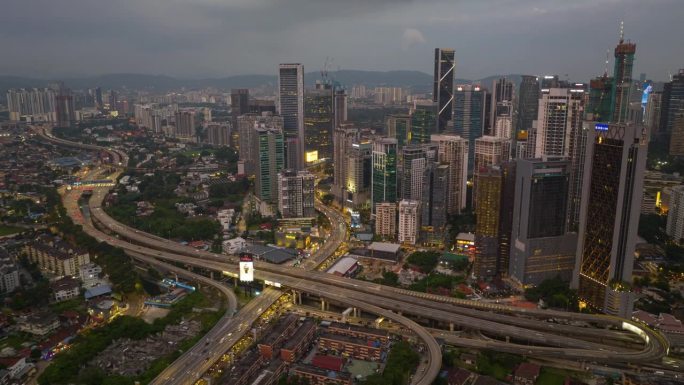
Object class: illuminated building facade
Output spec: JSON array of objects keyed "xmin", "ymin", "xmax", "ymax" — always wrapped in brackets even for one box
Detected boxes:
[
  {"xmin": 278, "ymin": 63, "xmax": 305, "ymax": 170},
  {"xmin": 431, "ymin": 134, "xmax": 468, "ymax": 214},
  {"xmin": 371, "ymin": 138, "xmax": 398, "ymax": 208},
  {"xmin": 573, "ymin": 122, "xmax": 648, "ymax": 317},
  {"xmin": 278, "ymin": 170, "xmax": 315, "ymax": 219},
  {"xmin": 254, "ymin": 127, "xmax": 285, "ymax": 203},
  {"xmin": 453, "ymin": 84, "xmax": 486, "ymax": 173},
  {"xmin": 304, "ymin": 82, "xmax": 334, "ymax": 162}
]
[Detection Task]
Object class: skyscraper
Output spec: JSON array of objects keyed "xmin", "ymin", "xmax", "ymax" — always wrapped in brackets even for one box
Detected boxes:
[
  {"xmin": 304, "ymin": 82, "xmax": 334, "ymax": 162},
  {"xmin": 278, "ymin": 170, "xmax": 316, "ymax": 219},
  {"xmin": 530, "ymin": 87, "xmax": 585, "ymax": 158},
  {"xmin": 473, "ymin": 166, "xmax": 502, "ymax": 279},
  {"xmin": 386, "ymin": 114, "xmax": 411, "ymax": 147},
  {"xmin": 453, "ymin": 85, "xmax": 486, "ymax": 174},
  {"xmin": 6, "ymin": 88, "xmax": 56, "ymax": 122},
  {"xmin": 398, "ymin": 199, "xmax": 420, "ymax": 245},
  {"xmin": 174, "ymin": 111, "xmax": 196, "ymax": 139},
  {"xmin": 509, "ymin": 158, "xmax": 577, "ymax": 286},
  {"xmin": 332, "ymin": 124, "xmax": 359, "ymax": 203},
  {"xmin": 433, "ymin": 48, "xmax": 456, "ymax": 132},
  {"xmin": 278, "ymin": 63, "xmax": 305, "ymax": 170},
  {"xmin": 238, "ymin": 113, "xmax": 284, "ymax": 176},
  {"xmin": 516, "ymin": 75, "xmax": 540, "ymax": 157},
  {"xmin": 587, "ymin": 75, "xmax": 614, "ymax": 122},
  {"xmin": 253, "ymin": 127, "xmax": 285, "ymax": 204},
  {"xmin": 665, "ymin": 70, "xmax": 684, "ymax": 151},
  {"xmin": 400, "ymin": 145, "xmax": 430, "ymax": 202},
  {"xmin": 372, "ymin": 138, "xmax": 399, "ymax": 208},
  {"xmin": 490, "ymin": 77, "xmax": 514, "ymax": 136},
  {"xmin": 231, "ymin": 89, "xmax": 250, "ymax": 124},
  {"xmin": 421, "ymin": 163, "xmax": 449, "ymax": 244},
  {"xmin": 473, "ymin": 136, "xmax": 511, "ymax": 208},
  {"xmin": 610, "ymin": 33, "xmax": 636, "ymax": 123},
  {"xmin": 345, "ymin": 141, "xmax": 373, "ymax": 209},
  {"xmin": 411, "ymin": 102, "xmax": 437, "ymax": 144},
  {"xmin": 573, "ymin": 122, "xmax": 648, "ymax": 317},
  {"xmin": 431, "ymin": 134, "xmax": 468, "ymax": 214},
  {"xmin": 334, "ymin": 88, "xmax": 348, "ymax": 129},
  {"xmin": 54, "ymin": 86, "xmax": 75, "ymax": 128}
]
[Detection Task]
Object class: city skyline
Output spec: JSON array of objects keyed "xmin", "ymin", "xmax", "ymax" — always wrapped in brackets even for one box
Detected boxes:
[{"xmin": 1, "ymin": 0, "xmax": 683, "ymax": 81}]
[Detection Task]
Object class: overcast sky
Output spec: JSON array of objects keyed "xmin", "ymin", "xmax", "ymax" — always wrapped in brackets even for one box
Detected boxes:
[{"xmin": 1, "ymin": 0, "xmax": 682, "ymax": 81}]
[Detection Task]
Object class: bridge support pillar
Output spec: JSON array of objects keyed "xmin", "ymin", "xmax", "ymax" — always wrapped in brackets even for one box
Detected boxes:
[
  {"xmin": 449, "ymin": 323, "xmax": 454, "ymax": 332},
  {"xmin": 321, "ymin": 299, "xmax": 325, "ymax": 311},
  {"xmin": 209, "ymin": 271, "xmax": 214, "ymax": 280},
  {"xmin": 505, "ymin": 336, "xmax": 510, "ymax": 343}
]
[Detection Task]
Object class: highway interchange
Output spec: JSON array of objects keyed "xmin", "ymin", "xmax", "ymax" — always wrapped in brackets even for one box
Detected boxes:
[{"xmin": 36, "ymin": 126, "xmax": 675, "ymax": 384}]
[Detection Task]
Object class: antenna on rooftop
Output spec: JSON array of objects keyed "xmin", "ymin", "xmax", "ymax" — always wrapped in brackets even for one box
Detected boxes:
[{"xmin": 619, "ymin": 20, "xmax": 624, "ymax": 43}]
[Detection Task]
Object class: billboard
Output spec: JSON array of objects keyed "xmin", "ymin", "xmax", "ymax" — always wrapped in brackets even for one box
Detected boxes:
[{"xmin": 239, "ymin": 253, "xmax": 254, "ymax": 282}]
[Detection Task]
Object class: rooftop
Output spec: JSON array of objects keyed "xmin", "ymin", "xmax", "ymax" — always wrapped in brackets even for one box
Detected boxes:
[{"xmin": 367, "ymin": 242, "xmax": 401, "ymax": 254}]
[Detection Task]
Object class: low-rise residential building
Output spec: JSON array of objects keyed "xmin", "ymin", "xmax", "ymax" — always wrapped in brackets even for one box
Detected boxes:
[
  {"xmin": 257, "ymin": 314, "xmax": 299, "ymax": 360},
  {"xmin": 0, "ymin": 263, "xmax": 20, "ymax": 294},
  {"xmin": 326, "ymin": 322, "xmax": 390, "ymax": 343},
  {"xmin": 23, "ymin": 235, "xmax": 90, "ymax": 277},
  {"xmin": 223, "ymin": 237, "xmax": 247, "ymax": 254},
  {"xmin": 51, "ymin": 277, "xmax": 81, "ymax": 302},
  {"xmin": 79, "ymin": 262, "xmax": 104, "ymax": 288},
  {"xmin": 318, "ymin": 333, "xmax": 382, "ymax": 361},
  {"xmin": 0, "ymin": 357, "xmax": 28, "ymax": 381},
  {"xmin": 17, "ymin": 312, "xmax": 60, "ymax": 336},
  {"xmin": 280, "ymin": 320, "xmax": 316, "ymax": 362},
  {"xmin": 513, "ymin": 363, "xmax": 541, "ymax": 385},
  {"xmin": 290, "ymin": 364, "xmax": 352, "ymax": 385}
]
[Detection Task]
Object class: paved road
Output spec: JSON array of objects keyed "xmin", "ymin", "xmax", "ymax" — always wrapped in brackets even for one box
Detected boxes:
[{"xmin": 41, "ymin": 126, "xmax": 670, "ymax": 385}]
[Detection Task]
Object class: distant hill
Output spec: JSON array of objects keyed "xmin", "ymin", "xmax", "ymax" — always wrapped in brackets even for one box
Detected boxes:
[{"xmin": 0, "ymin": 71, "xmax": 528, "ymax": 98}]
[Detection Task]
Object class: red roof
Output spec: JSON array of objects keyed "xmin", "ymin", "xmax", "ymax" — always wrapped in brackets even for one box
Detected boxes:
[
  {"xmin": 515, "ymin": 363, "xmax": 541, "ymax": 379},
  {"xmin": 311, "ymin": 355, "xmax": 344, "ymax": 372},
  {"xmin": 0, "ymin": 357, "xmax": 23, "ymax": 368}
]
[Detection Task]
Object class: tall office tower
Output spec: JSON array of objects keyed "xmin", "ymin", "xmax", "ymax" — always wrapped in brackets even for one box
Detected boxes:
[
  {"xmin": 431, "ymin": 134, "xmax": 468, "ymax": 214},
  {"xmin": 516, "ymin": 76, "xmax": 540, "ymax": 156},
  {"xmin": 490, "ymin": 77, "xmax": 514, "ymax": 136},
  {"xmin": 665, "ymin": 70, "xmax": 684, "ymax": 142},
  {"xmin": 345, "ymin": 140, "xmax": 373, "ymax": 209},
  {"xmin": 610, "ymin": 33, "xmax": 636, "ymax": 123},
  {"xmin": 573, "ymin": 122, "xmax": 649, "ymax": 317},
  {"xmin": 400, "ymin": 145, "xmax": 430, "ymax": 202},
  {"xmin": 670, "ymin": 113, "xmax": 684, "ymax": 156},
  {"xmin": 433, "ymin": 48, "xmax": 456, "ymax": 132},
  {"xmin": 332, "ymin": 124, "xmax": 360, "ymax": 202},
  {"xmin": 587, "ymin": 76, "xmax": 614, "ymax": 122},
  {"xmin": 372, "ymin": 138, "xmax": 399, "ymax": 209},
  {"xmin": 205, "ymin": 123, "xmax": 230, "ymax": 146},
  {"xmin": 334, "ymin": 88, "xmax": 348, "ymax": 128},
  {"xmin": 473, "ymin": 136, "xmax": 511, "ymax": 208},
  {"xmin": 277, "ymin": 170, "xmax": 316, "ymax": 219},
  {"xmin": 411, "ymin": 102, "xmax": 437, "ymax": 144},
  {"xmin": 6, "ymin": 88, "xmax": 57, "ymax": 121},
  {"xmin": 304, "ymin": 82, "xmax": 334, "ymax": 163},
  {"xmin": 95, "ymin": 87, "xmax": 103, "ymax": 110},
  {"xmin": 497, "ymin": 162, "xmax": 516, "ymax": 276},
  {"xmin": 473, "ymin": 166, "xmax": 502, "ymax": 279},
  {"xmin": 666, "ymin": 186, "xmax": 684, "ymax": 243},
  {"xmin": 509, "ymin": 158, "xmax": 577, "ymax": 286},
  {"xmin": 530, "ymin": 86, "xmax": 585, "ymax": 159},
  {"xmin": 278, "ymin": 63, "xmax": 305, "ymax": 170},
  {"xmin": 540, "ymin": 75, "xmax": 566, "ymax": 90},
  {"xmin": 644, "ymin": 91, "xmax": 662, "ymax": 136},
  {"xmin": 253, "ymin": 127, "xmax": 285, "ymax": 204},
  {"xmin": 386, "ymin": 114, "xmax": 411, "ymax": 147},
  {"xmin": 421, "ymin": 163, "xmax": 450, "ymax": 244},
  {"xmin": 453, "ymin": 85, "xmax": 486, "ymax": 173},
  {"xmin": 398, "ymin": 199, "xmax": 420, "ymax": 245},
  {"xmin": 238, "ymin": 114, "xmax": 284, "ymax": 176},
  {"xmin": 567, "ymin": 122, "xmax": 590, "ymax": 232},
  {"xmin": 493, "ymin": 102, "xmax": 513, "ymax": 139},
  {"xmin": 231, "ymin": 89, "xmax": 250, "ymax": 127},
  {"xmin": 375, "ymin": 202, "xmax": 397, "ymax": 239},
  {"xmin": 174, "ymin": 111, "xmax": 196, "ymax": 139}
]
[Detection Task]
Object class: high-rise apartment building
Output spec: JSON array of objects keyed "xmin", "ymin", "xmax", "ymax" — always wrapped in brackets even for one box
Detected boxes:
[
  {"xmin": 431, "ymin": 134, "xmax": 468, "ymax": 214},
  {"xmin": 238, "ymin": 113, "xmax": 284, "ymax": 176},
  {"xmin": 665, "ymin": 70, "xmax": 684, "ymax": 154},
  {"xmin": 278, "ymin": 170, "xmax": 316, "ymax": 219},
  {"xmin": 304, "ymin": 82, "xmax": 334, "ymax": 162},
  {"xmin": 278, "ymin": 63, "xmax": 305, "ymax": 170},
  {"xmin": 453, "ymin": 85, "xmax": 486, "ymax": 173},
  {"xmin": 509, "ymin": 158, "xmax": 577, "ymax": 286},
  {"xmin": 375, "ymin": 202, "xmax": 397, "ymax": 240},
  {"xmin": 205, "ymin": 123, "xmax": 230, "ymax": 146},
  {"xmin": 473, "ymin": 136, "xmax": 511, "ymax": 208},
  {"xmin": 54, "ymin": 86, "xmax": 75, "ymax": 128},
  {"xmin": 400, "ymin": 145, "xmax": 433, "ymax": 202},
  {"xmin": 398, "ymin": 199, "xmax": 420, "ymax": 245},
  {"xmin": 7, "ymin": 88, "xmax": 57, "ymax": 122},
  {"xmin": 433, "ymin": 48, "xmax": 456, "ymax": 132},
  {"xmin": 573, "ymin": 122, "xmax": 649, "ymax": 317},
  {"xmin": 372, "ymin": 138, "xmax": 399, "ymax": 208},
  {"xmin": 473, "ymin": 166, "xmax": 502, "ymax": 279},
  {"xmin": 253, "ymin": 127, "xmax": 285, "ymax": 204},
  {"xmin": 530, "ymin": 87, "xmax": 585, "ymax": 158},
  {"xmin": 666, "ymin": 185, "xmax": 684, "ymax": 243},
  {"xmin": 345, "ymin": 141, "xmax": 373, "ymax": 209},
  {"xmin": 386, "ymin": 114, "xmax": 411, "ymax": 147},
  {"xmin": 332, "ymin": 124, "xmax": 360, "ymax": 203},
  {"xmin": 334, "ymin": 88, "xmax": 348, "ymax": 128},
  {"xmin": 174, "ymin": 111, "xmax": 196, "ymax": 139},
  {"xmin": 411, "ymin": 102, "xmax": 437, "ymax": 144},
  {"xmin": 231, "ymin": 89, "xmax": 250, "ymax": 123},
  {"xmin": 517, "ymin": 75, "xmax": 540, "ymax": 135}
]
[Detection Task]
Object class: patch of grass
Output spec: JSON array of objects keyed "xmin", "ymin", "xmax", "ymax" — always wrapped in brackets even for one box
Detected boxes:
[{"xmin": 0, "ymin": 225, "xmax": 23, "ymax": 236}]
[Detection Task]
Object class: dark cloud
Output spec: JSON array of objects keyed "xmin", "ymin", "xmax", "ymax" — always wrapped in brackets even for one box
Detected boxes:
[{"xmin": 0, "ymin": 0, "xmax": 681, "ymax": 81}]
